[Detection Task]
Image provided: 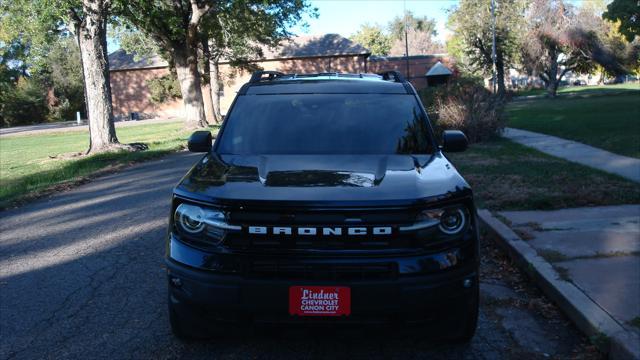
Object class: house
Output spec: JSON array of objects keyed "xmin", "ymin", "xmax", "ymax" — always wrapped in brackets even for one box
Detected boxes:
[
  {"xmin": 368, "ymin": 55, "xmax": 454, "ymax": 89},
  {"xmin": 109, "ymin": 51, "xmax": 174, "ymax": 119},
  {"xmin": 108, "ymin": 34, "xmax": 454, "ymax": 119},
  {"xmin": 215, "ymin": 34, "xmax": 370, "ymax": 114}
]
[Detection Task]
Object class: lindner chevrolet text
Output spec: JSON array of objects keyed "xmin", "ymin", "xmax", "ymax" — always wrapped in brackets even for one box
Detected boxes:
[{"xmin": 166, "ymin": 71, "xmax": 479, "ymax": 341}]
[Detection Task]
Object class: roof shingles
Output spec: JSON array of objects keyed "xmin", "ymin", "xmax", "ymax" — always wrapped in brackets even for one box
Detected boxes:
[
  {"xmin": 109, "ymin": 34, "xmax": 370, "ymax": 71},
  {"xmin": 261, "ymin": 34, "xmax": 370, "ymax": 59},
  {"xmin": 108, "ymin": 50, "xmax": 168, "ymax": 71}
]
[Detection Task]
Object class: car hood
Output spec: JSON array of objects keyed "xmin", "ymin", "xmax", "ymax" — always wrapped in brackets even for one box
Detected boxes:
[{"xmin": 175, "ymin": 153, "xmax": 470, "ymax": 206}]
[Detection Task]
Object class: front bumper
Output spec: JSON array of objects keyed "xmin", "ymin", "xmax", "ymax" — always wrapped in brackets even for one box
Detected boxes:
[{"xmin": 166, "ymin": 235, "xmax": 478, "ymax": 325}]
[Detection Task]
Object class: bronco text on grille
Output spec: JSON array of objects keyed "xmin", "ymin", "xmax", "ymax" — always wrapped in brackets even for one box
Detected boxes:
[
  {"xmin": 165, "ymin": 71, "xmax": 479, "ymax": 342},
  {"xmin": 247, "ymin": 226, "xmax": 393, "ymax": 236}
]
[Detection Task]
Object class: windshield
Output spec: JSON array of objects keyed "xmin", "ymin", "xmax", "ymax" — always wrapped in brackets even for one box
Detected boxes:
[{"xmin": 216, "ymin": 94, "xmax": 434, "ymax": 155}]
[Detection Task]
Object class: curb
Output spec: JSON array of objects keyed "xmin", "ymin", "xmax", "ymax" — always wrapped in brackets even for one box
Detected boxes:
[{"xmin": 478, "ymin": 209, "xmax": 640, "ymax": 360}]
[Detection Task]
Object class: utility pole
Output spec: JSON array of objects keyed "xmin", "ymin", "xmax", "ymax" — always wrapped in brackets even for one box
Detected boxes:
[
  {"xmin": 404, "ymin": 0, "xmax": 410, "ymax": 80},
  {"xmin": 491, "ymin": 0, "xmax": 497, "ymax": 94}
]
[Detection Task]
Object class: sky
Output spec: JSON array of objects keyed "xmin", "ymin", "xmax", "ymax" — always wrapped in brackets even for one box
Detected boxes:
[
  {"xmin": 107, "ymin": 0, "xmax": 587, "ymax": 53},
  {"xmin": 107, "ymin": 0, "xmax": 459, "ymax": 53},
  {"xmin": 295, "ymin": 0, "xmax": 585, "ymax": 43},
  {"xmin": 292, "ymin": 0, "xmax": 459, "ymax": 43}
]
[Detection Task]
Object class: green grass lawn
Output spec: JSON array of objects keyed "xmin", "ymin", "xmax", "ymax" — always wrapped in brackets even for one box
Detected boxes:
[
  {"xmin": 507, "ymin": 90, "xmax": 640, "ymax": 158},
  {"xmin": 448, "ymin": 138, "xmax": 640, "ymax": 211},
  {"xmin": 0, "ymin": 121, "xmax": 217, "ymax": 208},
  {"xmin": 514, "ymin": 83, "xmax": 640, "ymax": 97}
]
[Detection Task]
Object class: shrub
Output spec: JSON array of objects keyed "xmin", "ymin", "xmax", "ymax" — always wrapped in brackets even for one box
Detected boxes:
[
  {"xmin": 43, "ymin": 37, "xmax": 86, "ymax": 121},
  {"xmin": 0, "ymin": 77, "xmax": 49, "ymax": 127},
  {"xmin": 147, "ymin": 73, "xmax": 181, "ymax": 104},
  {"xmin": 48, "ymin": 98, "xmax": 73, "ymax": 122},
  {"xmin": 420, "ymin": 76, "xmax": 505, "ymax": 143}
]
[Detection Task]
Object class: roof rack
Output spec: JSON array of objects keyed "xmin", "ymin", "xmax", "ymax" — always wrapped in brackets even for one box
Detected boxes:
[
  {"xmin": 241, "ymin": 70, "xmax": 414, "ymax": 95},
  {"xmin": 249, "ymin": 71, "xmax": 287, "ymax": 83},
  {"xmin": 249, "ymin": 71, "xmax": 387, "ymax": 83},
  {"xmin": 377, "ymin": 70, "xmax": 406, "ymax": 83}
]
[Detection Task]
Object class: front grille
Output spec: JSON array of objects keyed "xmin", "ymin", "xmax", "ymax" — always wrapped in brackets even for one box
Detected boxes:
[
  {"xmin": 218, "ymin": 206, "xmax": 472, "ymax": 253},
  {"xmin": 246, "ymin": 260, "xmax": 398, "ymax": 280},
  {"xmin": 224, "ymin": 207, "xmax": 421, "ymax": 252},
  {"xmin": 224, "ymin": 231, "xmax": 418, "ymax": 251},
  {"xmin": 228, "ymin": 209, "xmax": 417, "ymax": 225}
]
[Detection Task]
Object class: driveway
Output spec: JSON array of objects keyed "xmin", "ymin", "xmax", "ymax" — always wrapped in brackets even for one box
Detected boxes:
[{"xmin": 0, "ymin": 152, "xmax": 598, "ymax": 359}]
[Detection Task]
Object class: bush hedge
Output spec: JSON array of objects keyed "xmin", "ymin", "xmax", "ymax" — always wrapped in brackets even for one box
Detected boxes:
[
  {"xmin": 420, "ymin": 76, "xmax": 506, "ymax": 143},
  {"xmin": 0, "ymin": 78, "xmax": 49, "ymax": 127},
  {"xmin": 147, "ymin": 73, "xmax": 181, "ymax": 104}
]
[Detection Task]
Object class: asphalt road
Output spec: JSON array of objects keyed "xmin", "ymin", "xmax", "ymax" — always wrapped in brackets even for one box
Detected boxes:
[{"xmin": 0, "ymin": 152, "xmax": 600, "ymax": 359}]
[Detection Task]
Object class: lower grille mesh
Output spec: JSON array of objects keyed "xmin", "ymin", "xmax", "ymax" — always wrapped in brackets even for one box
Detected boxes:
[{"xmin": 246, "ymin": 260, "xmax": 398, "ymax": 280}]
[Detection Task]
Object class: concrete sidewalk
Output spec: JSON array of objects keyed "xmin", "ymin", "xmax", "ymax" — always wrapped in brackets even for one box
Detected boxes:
[
  {"xmin": 481, "ymin": 205, "xmax": 640, "ymax": 359},
  {"xmin": 503, "ymin": 127, "xmax": 640, "ymax": 183}
]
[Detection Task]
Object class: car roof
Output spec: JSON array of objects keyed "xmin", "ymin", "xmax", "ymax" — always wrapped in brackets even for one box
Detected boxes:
[{"xmin": 240, "ymin": 72, "xmax": 413, "ymax": 95}]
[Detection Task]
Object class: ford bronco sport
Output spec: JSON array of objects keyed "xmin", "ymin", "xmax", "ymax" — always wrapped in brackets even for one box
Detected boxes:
[{"xmin": 166, "ymin": 71, "xmax": 478, "ymax": 341}]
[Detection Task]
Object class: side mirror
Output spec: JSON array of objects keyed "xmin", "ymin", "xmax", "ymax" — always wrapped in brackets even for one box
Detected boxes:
[
  {"xmin": 187, "ymin": 131, "xmax": 212, "ymax": 152},
  {"xmin": 442, "ymin": 130, "xmax": 468, "ymax": 152}
]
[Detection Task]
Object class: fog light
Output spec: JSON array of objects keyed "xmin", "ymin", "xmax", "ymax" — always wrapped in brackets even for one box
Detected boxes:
[{"xmin": 463, "ymin": 278, "xmax": 473, "ymax": 288}]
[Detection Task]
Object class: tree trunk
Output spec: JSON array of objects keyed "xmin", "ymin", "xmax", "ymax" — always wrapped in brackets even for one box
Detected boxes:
[
  {"xmin": 174, "ymin": 45, "xmax": 207, "ymax": 128},
  {"xmin": 202, "ymin": 81, "xmax": 214, "ymax": 125},
  {"xmin": 496, "ymin": 53, "xmax": 507, "ymax": 98},
  {"xmin": 546, "ymin": 80, "xmax": 559, "ymax": 98},
  {"xmin": 77, "ymin": 0, "xmax": 119, "ymax": 153},
  {"xmin": 551, "ymin": 67, "xmax": 574, "ymax": 98},
  {"xmin": 598, "ymin": 70, "xmax": 605, "ymax": 85},
  {"xmin": 545, "ymin": 49, "xmax": 560, "ymax": 98},
  {"xmin": 210, "ymin": 61, "xmax": 223, "ymax": 123},
  {"xmin": 199, "ymin": 37, "xmax": 215, "ymax": 125}
]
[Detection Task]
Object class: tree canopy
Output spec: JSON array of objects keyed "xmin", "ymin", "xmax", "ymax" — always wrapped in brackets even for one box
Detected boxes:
[
  {"xmin": 349, "ymin": 24, "xmax": 392, "ymax": 56},
  {"xmin": 603, "ymin": 0, "xmax": 640, "ymax": 42},
  {"xmin": 388, "ymin": 11, "xmax": 441, "ymax": 55},
  {"xmin": 0, "ymin": 1, "xmax": 89, "ymax": 127},
  {"xmin": 114, "ymin": 0, "xmax": 314, "ymax": 127},
  {"xmin": 447, "ymin": 0, "xmax": 635, "ymax": 97},
  {"xmin": 349, "ymin": 11, "xmax": 441, "ymax": 57},
  {"xmin": 388, "ymin": 11, "xmax": 437, "ymax": 41},
  {"xmin": 521, "ymin": 0, "xmax": 631, "ymax": 96},
  {"xmin": 447, "ymin": 0, "xmax": 527, "ymax": 96}
]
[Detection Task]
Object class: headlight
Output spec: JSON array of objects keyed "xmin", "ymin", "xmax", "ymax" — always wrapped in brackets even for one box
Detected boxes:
[
  {"xmin": 175, "ymin": 203, "xmax": 207, "ymax": 235},
  {"xmin": 438, "ymin": 207, "xmax": 467, "ymax": 235},
  {"xmin": 174, "ymin": 203, "xmax": 239, "ymax": 240},
  {"xmin": 401, "ymin": 205, "xmax": 469, "ymax": 235}
]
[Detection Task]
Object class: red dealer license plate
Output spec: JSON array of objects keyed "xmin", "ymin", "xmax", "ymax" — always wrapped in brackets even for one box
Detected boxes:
[{"xmin": 289, "ymin": 286, "xmax": 351, "ymax": 316}]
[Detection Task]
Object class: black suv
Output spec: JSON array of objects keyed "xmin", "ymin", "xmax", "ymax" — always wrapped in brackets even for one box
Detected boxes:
[{"xmin": 166, "ymin": 71, "xmax": 478, "ymax": 341}]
